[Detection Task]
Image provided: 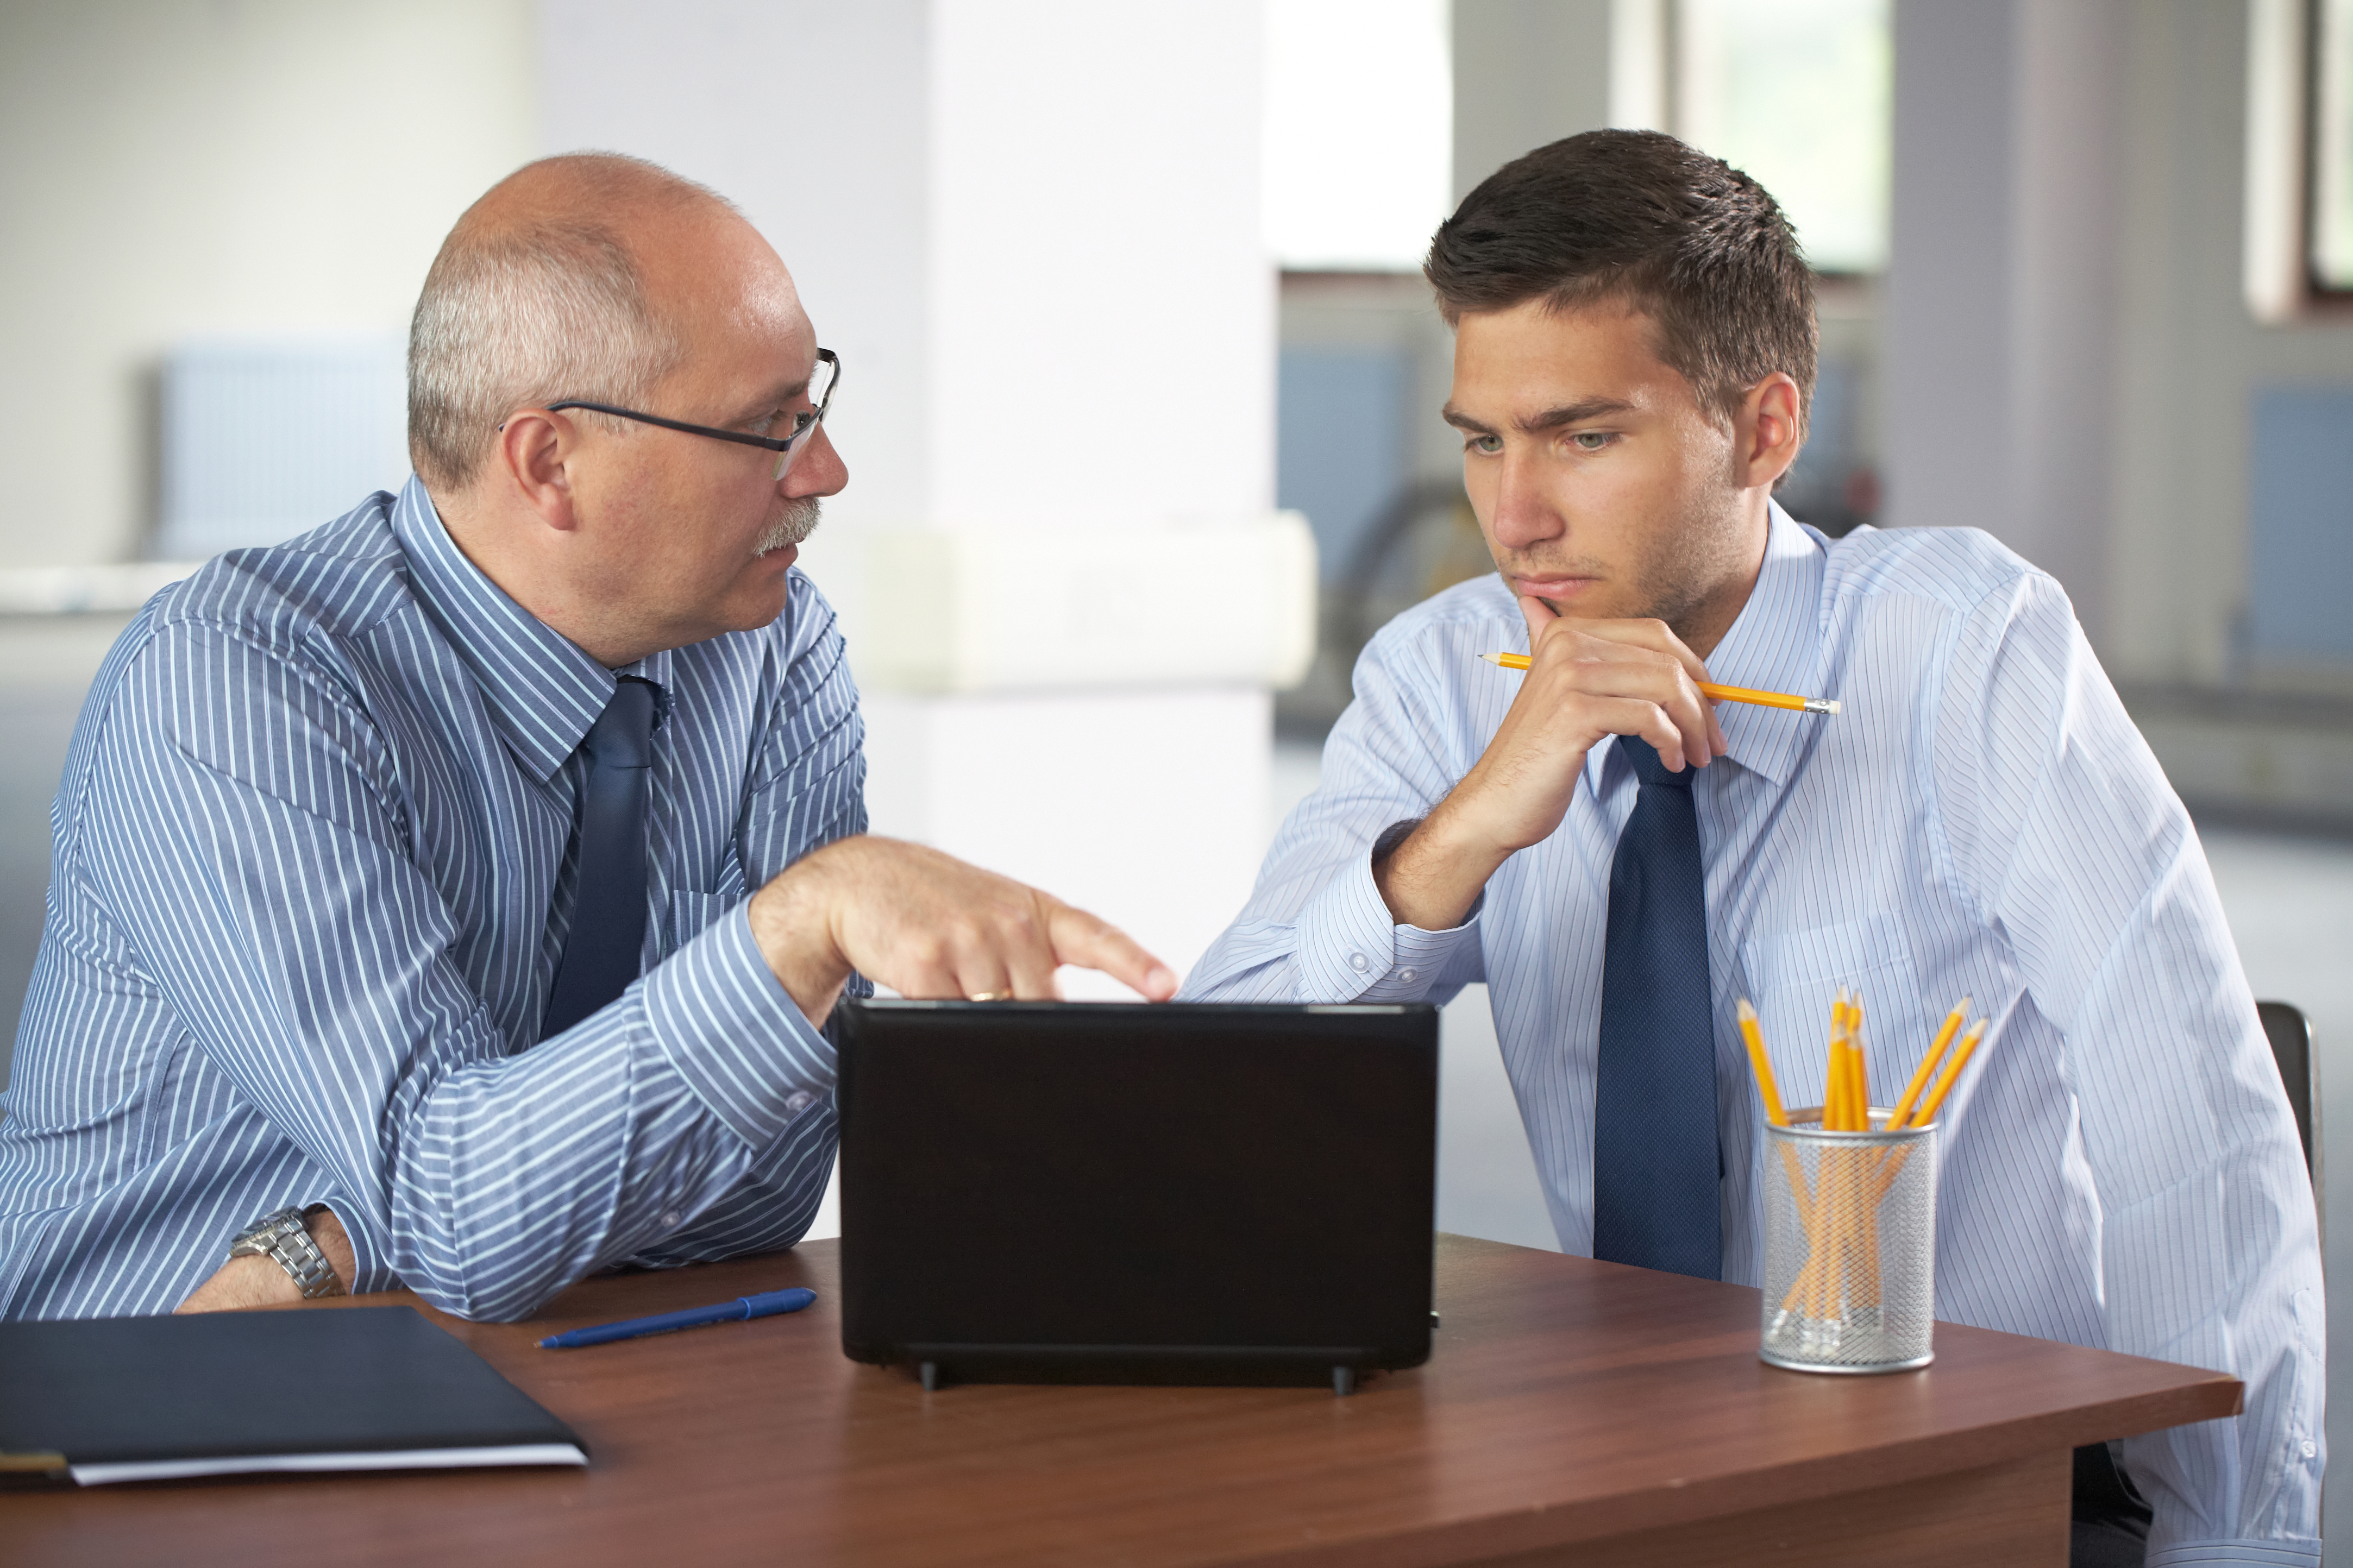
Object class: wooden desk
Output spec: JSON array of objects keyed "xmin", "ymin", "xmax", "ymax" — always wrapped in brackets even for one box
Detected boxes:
[{"xmin": 4, "ymin": 1236, "xmax": 2237, "ymax": 1567}]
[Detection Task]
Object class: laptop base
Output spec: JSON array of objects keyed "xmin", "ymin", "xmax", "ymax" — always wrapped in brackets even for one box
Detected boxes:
[{"xmin": 885, "ymin": 1343, "xmax": 1394, "ymax": 1395}]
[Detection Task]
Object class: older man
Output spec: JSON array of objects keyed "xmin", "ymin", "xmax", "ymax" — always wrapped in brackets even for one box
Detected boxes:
[{"xmin": 0, "ymin": 153, "xmax": 1172, "ymax": 1323}]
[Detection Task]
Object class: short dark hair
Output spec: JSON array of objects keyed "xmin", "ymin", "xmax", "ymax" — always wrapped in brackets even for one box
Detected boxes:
[{"xmin": 1425, "ymin": 130, "xmax": 1816, "ymax": 438}]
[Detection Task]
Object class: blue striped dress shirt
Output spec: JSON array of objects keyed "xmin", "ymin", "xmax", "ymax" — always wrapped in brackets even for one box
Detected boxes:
[
  {"xmin": 1186, "ymin": 506, "xmax": 2324, "ymax": 1565},
  {"xmin": 0, "ymin": 476, "xmax": 864, "ymax": 1324}
]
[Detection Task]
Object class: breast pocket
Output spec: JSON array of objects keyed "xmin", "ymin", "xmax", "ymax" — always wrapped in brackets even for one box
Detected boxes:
[
  {"xmin": 1741, "ymin": 913, "xmax": 1928, "ymax": 1116},
  {"xmin": 667, "ymin": 889, "xmax": 746, "ymax": 958}
]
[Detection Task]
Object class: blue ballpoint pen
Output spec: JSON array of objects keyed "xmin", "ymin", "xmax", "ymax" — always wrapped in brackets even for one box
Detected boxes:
[{"xmin": 536, "ymin": 1287, "xmax": 817, "ymax": 1349}]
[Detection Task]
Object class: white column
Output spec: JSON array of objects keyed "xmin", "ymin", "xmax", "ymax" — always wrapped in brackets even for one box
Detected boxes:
[
  {"xmin": 1883, "ymin": 0, "xmax": 2124, "ymax": 643},
  {"xmin": 539, "ymin": 2, "xmax": 1298, "ymax": 990}
]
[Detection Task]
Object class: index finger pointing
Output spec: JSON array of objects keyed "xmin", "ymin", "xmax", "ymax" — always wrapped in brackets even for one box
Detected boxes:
[{"xmin": 1045, "ymin": 904, "xmax": 1178, "ymax": 1000}]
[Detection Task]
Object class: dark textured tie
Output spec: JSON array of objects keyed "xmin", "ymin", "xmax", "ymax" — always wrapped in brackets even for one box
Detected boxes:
[
  {"xmin": 539, "ymin": 678, "xmax": 658, "ymax": 1041},
  {"xmin": 1591, "ymin": 735, "xmax": 1721, "ymax": 1279}
]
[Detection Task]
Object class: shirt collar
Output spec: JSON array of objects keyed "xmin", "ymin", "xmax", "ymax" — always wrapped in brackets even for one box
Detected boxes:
[
  {"xmin": 391, "ymin": 476, "xmax": 673, "ymax": 782},
  {"xmin": 1580, "ymin": 500, "xmax": 1827, "ymax": 797}
]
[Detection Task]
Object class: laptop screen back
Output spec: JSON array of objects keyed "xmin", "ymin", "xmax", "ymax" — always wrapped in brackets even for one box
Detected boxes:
[{"xmin": 836, "ymin": 1000, "xmax": 1438, "ymax": 1377}]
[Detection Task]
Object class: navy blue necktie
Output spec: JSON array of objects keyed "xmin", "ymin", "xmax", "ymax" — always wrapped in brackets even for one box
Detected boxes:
[
  {"xmin": 540, "ymin": 678, "xmax": 658, "ymax": 1041},
  {"xmin": 1591, "ymin": 735, "xmax": 1721, "ymax": 1279}
]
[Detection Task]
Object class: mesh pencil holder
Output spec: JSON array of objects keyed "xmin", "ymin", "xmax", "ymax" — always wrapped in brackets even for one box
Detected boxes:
[{"xmin": 1760, "ymin": 1109, "xmax": 1938, "ymax": 1374}]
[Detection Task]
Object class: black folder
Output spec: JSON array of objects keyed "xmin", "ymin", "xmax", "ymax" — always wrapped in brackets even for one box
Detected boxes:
[{"xmin": 0, "ymin": 1305, "xmax": 586, "ymax": 1485}]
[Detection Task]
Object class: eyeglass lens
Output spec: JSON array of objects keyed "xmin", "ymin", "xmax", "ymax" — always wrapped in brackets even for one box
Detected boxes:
[{"xmin": 771, "ymin": 353, "xmax": 838, "ymax": 481}]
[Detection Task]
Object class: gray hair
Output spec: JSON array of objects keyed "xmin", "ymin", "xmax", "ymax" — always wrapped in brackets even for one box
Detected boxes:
[{"xmin": 406, "ymin": 153, "xmax": 727, "ymax": 491}]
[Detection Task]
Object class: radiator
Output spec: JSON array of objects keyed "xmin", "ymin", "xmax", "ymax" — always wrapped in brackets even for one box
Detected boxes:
[{"xmin": 158, "ymin": 338, "xmax": 410, "ymax": 561}]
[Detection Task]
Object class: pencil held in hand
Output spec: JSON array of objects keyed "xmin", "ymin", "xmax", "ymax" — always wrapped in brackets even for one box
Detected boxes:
[{"xmin": 1478, "ymin": 652, "xmax": 1840, "ymax": 716}]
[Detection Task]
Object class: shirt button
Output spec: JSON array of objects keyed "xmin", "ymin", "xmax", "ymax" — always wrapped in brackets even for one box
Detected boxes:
[
  {"xmin": 660, "ymin": 1210, "xmax": 683, "ymax": 1230},
  {"xmin": 1398, "ymin": 967, "xmax": 1418, "ymax": 984},
  {"xmin": 784, "ymin": 1091, "xmax": 816, "ymax": 1114},
  {"xmin": 2304, "ymin": 1440, "xmax": 2319, "ymax": 1458},
  {"xmin": 1349, "ymin": 953, "xmax": 1370, "ymax": 972}
]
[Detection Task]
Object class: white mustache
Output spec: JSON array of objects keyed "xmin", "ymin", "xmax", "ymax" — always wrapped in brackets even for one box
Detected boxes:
[{"xmin": 756, "ymin": 496, "xmax": 822, "ymax": 556}]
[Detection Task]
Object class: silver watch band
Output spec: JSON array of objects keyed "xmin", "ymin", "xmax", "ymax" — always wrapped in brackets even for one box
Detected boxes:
[{"xmin": 228, "ymin": 1206, "xmax": 344, "ymax": 1299}]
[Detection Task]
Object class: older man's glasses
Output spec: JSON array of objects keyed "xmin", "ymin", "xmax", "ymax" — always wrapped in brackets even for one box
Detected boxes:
[{"xmin": 545, "ymin": 349, "xmax": 839, "ymax": 482}]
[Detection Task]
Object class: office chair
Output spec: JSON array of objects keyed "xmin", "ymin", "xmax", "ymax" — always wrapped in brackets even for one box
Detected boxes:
[{"xmin": 2257, "ymin": 1000, "xmax": 2320, "ymax": 1248}]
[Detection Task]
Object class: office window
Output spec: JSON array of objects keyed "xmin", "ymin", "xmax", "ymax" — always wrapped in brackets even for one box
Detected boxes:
[
  {"xmin": 1263, "ymin": 0, "xmax": 1453, "ymax": 271},
  {"xmin": 2249, "ymin": 386, "xmax": 2353, "ymax": 668},
  {"xmin": 1676, "ymin": 0, "xmax": 1891, "ymax": 275},
  {"xmin": 2314, "ymin": 0, "xmax": 2353, "ymax": 290}
]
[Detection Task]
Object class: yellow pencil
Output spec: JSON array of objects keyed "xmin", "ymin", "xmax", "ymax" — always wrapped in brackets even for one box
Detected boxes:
[
  {"xmin": 1785, "ymin": 988, "xmax": 1929, "ymax": 1321},
  {"xmin": 1890, "ymin": 999, "xmax": 1968, "ymax": 1129},
  {"xmin": 1827, "ymin": 1037, "xmax": 1845, "ymax": 1131},
  {"xmin": 1840, "ymin": 995, "xmax": 1862, "ymax": 1131},
  {"xmin": 1821, "ymin": 994, "xmax": 1858, "ymax": 1313},
  {"xmin": 1736, "ymin": 999, "xmax": 1788, "ymax": 1127},
  {"xmin": 1870, "ymin": 1018, "xmax": 1990, "ymax": 1205},
  {"xmin": 1824, "ymin": 991, "xmax": 1847, "ymax": 1129},
  {"xmin": 1844, "ymin": 992, "xmax": 1863, "ymax": 1128},
  {"xmin": 1742, "ymin": 1000, "xmax": 1829, "ymax": 1323},
  {"xmin": 1845, "ymin": 1036, "xmax": 1866, "ymax": 1131},
  {"xmin": 1910, "ymin": 1019, "xmax": 1988, "ymax": 1128},
  {"xmin": 1836, "ymin": 992, "xmax": 1863, "ymax": 1131},
  {"xmin": 1478, "ymin": 652, "xmax": 1840, "ymax": 715}
]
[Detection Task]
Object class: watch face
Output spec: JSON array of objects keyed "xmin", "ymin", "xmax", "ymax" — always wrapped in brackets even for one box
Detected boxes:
[{"xmin": 233, "ymin": 1208, "xmax": 304, "ymax": 1253}]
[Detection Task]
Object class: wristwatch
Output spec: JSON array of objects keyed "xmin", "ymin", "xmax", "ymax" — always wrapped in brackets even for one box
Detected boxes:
[{"xmin": 227, "ymin": 1206, "xmax": 346, "ymax": 1299}]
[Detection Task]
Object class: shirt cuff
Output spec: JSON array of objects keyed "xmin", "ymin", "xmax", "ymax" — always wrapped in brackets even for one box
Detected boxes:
[
  {"xmin": 643, "ymin": 903, "xmax": 836, "ymax": 1149},
  {"xmin": 304, "ymin": 1192, "xmax": 395, "ymax": 1296},
  {"xmin": 1294, "ymin": 846, "xmax": 1481, "ymax": 1000},
  {"xmin": 2145, "ymin": 1541, "xmax": 2323, "ymax": 1567}
]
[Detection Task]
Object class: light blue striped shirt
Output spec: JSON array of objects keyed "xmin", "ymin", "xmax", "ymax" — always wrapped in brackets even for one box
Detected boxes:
[
  {"xmin": 1187, "ymin": 505, "xmax": 2324, "ymax": 1565},
  {"xmin": 0, "ymin": 476, "xmax": 863, "ymax": 1324}
]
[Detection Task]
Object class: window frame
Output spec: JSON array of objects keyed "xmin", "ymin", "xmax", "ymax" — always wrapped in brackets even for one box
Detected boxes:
[{"xmin": 2306, "ymin": 0, "xmax": 2353, "ymax": 301}]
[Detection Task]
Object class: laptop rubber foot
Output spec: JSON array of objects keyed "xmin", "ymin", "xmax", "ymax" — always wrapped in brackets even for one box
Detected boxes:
[
  {"xmin": 920, "ymin": 1361, "xmax": 939, "ymax": 1393},
  {"xmin": 1332, "ymin": 1365, "xmax": 1357, "ymax": 1397}
]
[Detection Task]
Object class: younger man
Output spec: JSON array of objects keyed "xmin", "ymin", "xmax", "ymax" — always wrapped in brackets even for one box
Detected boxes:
[{"xmin": 1189, "ymin": 131, "xmax": 2320, "ymax": 1565}]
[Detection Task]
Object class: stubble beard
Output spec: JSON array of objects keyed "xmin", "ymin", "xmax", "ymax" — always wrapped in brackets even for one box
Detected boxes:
[
  {"xmin": 1496, "ymin": 489, "xmax": 1751, "ymax": 645},
  {"xmin": 756, "ymin": 495, "xmax": 823, "ymax": 557},
  {"xmin": 1640, "ymin": 487, "xmax": 1756, "ymax": 647}
]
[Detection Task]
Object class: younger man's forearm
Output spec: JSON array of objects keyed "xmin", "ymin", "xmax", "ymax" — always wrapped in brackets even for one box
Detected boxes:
[{"xmin": 1373, "ymin": 803, "xmax": 1508, "ymax": 931}]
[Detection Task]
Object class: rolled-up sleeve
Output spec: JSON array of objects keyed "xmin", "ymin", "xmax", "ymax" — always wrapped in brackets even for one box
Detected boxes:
[
  {"xmin": 644, "ymin": 908, "xmax": 835, "ymax": 1149},
  {"xmin": 1185, "ymin": 622, "xmax": 1484, "ymax": 1005},
  {"xmin": 81, "ymin": 612, "xmax": 857, "ymax": 1322}
]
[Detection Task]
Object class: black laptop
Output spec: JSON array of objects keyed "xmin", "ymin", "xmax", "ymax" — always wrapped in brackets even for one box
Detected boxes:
[{"xmin": 835, "ymin": 999, "xmax": 1438, "ymax": 1394}]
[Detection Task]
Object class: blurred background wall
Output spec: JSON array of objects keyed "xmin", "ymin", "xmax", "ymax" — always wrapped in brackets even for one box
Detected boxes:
[
  {"xmin": 0, "ymin": 0, "xmax": 540, "ymax": 568},
  {"xmin": 2, "ymin": 0, "xmax": 2351, "ymax": 1519},
  {"xmin": 535, "ymin": 0, "xmax": 1302, "ymax": 1000}
]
